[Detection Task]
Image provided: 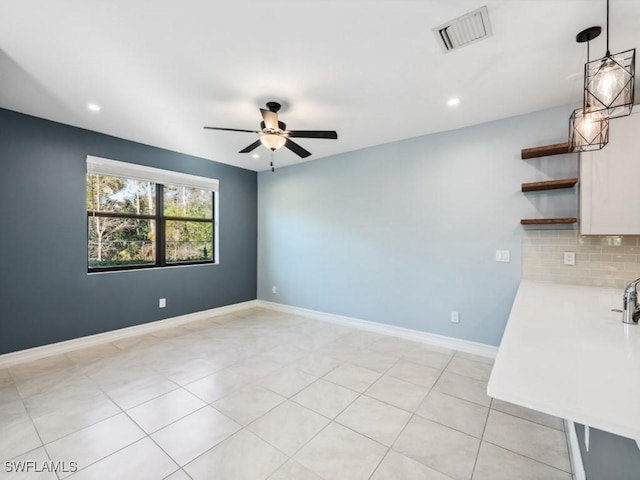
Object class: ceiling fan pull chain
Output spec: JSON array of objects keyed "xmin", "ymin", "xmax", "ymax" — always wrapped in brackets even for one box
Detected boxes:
[{"xmin": 270, "ymin": 151, "xmax": 275, "ymax": 172}]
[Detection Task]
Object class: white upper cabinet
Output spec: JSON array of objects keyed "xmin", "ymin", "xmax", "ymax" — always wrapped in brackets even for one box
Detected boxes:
[{"xmin": 580, "ymin": 110, "xmax": 640, "ymax": 235}]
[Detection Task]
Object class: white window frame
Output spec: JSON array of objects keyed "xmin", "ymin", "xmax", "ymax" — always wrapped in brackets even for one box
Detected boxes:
[{"xmin": 86, "ymin": 156, "xmax": 219, "ymax": 271}]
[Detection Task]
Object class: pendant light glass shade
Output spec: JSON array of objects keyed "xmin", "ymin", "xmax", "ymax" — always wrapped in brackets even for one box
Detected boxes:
[
  {"xmin": 584, "ymin": 49, "xmax": 635, "ymax": 119},
  {"xmin": 260, "ymin": 134, "xmax": 286, "ymax": 151},
  {"xmin": 569, "ymin": 108, "xmax": 609, "ymax": 152}
]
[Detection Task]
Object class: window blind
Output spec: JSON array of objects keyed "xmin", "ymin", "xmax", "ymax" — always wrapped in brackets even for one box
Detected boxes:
[{"xmin": 86, "ymin": 156, "xmax": 219, "ymax": 192}]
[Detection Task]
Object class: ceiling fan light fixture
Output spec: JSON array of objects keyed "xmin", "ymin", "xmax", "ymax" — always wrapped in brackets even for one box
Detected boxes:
[
  {"xmin": 204, "ymin": 101, "xmax": 336, "ymax": 162},
  {"xmin": 260, "ymin": 134, "xmax": 286, "ymax": 151}
]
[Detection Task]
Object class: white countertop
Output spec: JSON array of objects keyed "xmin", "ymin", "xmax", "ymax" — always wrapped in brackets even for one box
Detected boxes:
[{"xmin": 487, "ymin": 280, "xmax": 640, "ymax": 440}]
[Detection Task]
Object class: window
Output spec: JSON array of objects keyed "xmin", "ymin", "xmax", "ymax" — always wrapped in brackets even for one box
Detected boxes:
[{"xmin": 86, "ymin": 156, "xmax": 218, "ymax": 272}]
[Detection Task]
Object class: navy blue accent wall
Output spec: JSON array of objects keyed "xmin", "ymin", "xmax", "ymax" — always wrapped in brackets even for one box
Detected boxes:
[{"xmin": 0, "ymin": 108, "xmax": 257, "ymax": 355}]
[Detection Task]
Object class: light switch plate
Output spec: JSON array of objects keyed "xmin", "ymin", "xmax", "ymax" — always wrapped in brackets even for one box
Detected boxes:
[{"xmin": 496, "ymin": 250, "xmax": 511, "ymax": 263}]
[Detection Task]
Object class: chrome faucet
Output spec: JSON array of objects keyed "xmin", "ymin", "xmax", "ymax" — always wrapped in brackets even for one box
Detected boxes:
[{"xmin": 622, "ymin": 277, "xmax": 640, "ymax": 324}]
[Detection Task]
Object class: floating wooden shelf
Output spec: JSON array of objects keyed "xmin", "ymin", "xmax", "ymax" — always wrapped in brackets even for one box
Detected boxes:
[
  {"xmin": 520, "ymin": 142, "xmax": 578, "ymax": 227},
  {"xmin": 520, "ymin": 218, "xmax": 578, "ymax": 225},
  {"xmin": 521, "ymin": 142, "xmax": 572, "ymax": 159},
  {"xmin": 521, "ymin": 178, "xmax": 578, "ymax": 192}
]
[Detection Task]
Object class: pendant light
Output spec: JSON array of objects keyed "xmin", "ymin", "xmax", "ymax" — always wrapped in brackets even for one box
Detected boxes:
[
  {"xmin": 583, "ymin": 0, "xmax": 635, "ymax": 119},
  {"xmin": 569, "ymin": 108, "xmax": 609, "ymax": 152},
  {"xmin": 569, "ymin": 27, "xmax": 610, "ymax": 152}
]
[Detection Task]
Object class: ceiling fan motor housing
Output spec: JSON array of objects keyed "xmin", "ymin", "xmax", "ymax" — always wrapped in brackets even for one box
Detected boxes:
[
  {"xmin": 265, "ymin": 101, "xmax": 282, "ymax": 113},
  {"xmin": 260, "ymin": 120, "xmax": 287, "ymax": 133}
]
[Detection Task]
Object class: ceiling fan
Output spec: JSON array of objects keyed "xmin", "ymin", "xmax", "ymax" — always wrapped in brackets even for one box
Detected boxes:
[{"xmin": 204, "ymin": 101, "xmax": 338, "ymax": 170}]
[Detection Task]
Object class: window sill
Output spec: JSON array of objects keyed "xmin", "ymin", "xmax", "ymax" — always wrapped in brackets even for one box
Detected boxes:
[{"xmin": 87, "ymin": 262, "xmax": 218, "ymax": 275}]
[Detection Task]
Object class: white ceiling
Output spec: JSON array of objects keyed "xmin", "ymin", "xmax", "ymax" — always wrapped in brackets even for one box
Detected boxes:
[{"xmin": 1, "ymin": 1, "xmax": 639, "ymax": 171}]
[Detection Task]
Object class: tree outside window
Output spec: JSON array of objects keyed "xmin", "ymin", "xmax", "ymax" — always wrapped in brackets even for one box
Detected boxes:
[{"xmin": 87, "ymin": 174, "xmax": 214, "ymax": 271}]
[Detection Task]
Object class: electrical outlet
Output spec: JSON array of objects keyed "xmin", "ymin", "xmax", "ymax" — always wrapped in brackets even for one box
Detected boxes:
[
  {"xmin": 496, "ymin": 250, "xmax": 510, "ymax": 263},
  {"xmin": 272, "ymin": 286, "xmax": 277, "ymax": 294},
  {"xmin": 451, "ymin": 311, "xmax": 460, "ymax": 324},
  {"xmin": 159, "ymin": 298, "xmax": 166, "ymax": 308},
  {"xmin": 563, "ymin": 251, "xmax": 576, "ymax": 266}
]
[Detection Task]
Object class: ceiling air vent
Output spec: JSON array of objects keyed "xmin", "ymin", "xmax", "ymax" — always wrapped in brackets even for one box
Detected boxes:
[{"xmin": 433, "ymin": 5, "xmax": 492, "ymax": 53}]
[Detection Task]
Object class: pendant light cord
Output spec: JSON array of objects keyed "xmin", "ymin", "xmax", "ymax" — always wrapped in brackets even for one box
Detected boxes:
[
  {"xmin": 605, "ymin": 0, "xmax": 610, "ymax": 56},
  {"xmin": 585, "ymin": 39, "xmax": 591, "ymax": 109}
]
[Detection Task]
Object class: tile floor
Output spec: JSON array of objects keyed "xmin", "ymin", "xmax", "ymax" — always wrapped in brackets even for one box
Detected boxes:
[{"xmin": 0, "ymin": 308, "xmax": 573, "ymax": 480}]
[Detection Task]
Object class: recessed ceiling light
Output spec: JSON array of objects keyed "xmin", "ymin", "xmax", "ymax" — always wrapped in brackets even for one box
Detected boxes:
[
  {"xmin": 447, "ymin": 98, "xmax": 460, "ymax": 107},
  {"xmin": 87, "ymin": 103, "xmax": 102, "ymax": 112},
  {"xmin": 252, "ymin": 154, "xmax": 260, "ymax": 159}
]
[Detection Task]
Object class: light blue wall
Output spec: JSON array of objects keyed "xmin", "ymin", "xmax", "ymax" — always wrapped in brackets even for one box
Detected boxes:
[{"xmin": 257, "ymin": 106, "xmax": 577, "ymax": 346}]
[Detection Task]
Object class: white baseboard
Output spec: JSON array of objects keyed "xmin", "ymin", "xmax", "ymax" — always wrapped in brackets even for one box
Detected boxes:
[
  {"xmin": 1, "ymin": 299, "xmax": 498, "ymax": 369},
  {"xmin": 256, "ymin": 300, "xmax": 498, "ymax": 359},
  {"xmin": 0, "ymin": 300, "xmax": 259, "ymax": 369},
  {"xmin": 565, "ymin": 420, "xmax": 586, "ymax": 480}
]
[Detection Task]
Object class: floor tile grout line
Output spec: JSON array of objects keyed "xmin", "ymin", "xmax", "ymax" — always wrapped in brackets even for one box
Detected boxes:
[
  {"xmin": 60, "ymin": 373, "xmax": 269, "ymax": 475},
  {"xmin": 365, "ymin": 447, "xmax": 393, "ymax": 480},
  {"xmin": 246, "ymin": 396, "xmax": 367, "ymax": 470},
  {"xmin": 469, "ymin": 398, "xmax": 493, "ymax": 480},
  {"xmin": 361, "ymin": 349, "xmax": 489, "ymax": 480},
  {"xmin": 331, "ymin": 403, "xmax": 396, "ymax": 451},
  {"xmin": 43, "ymin": 365, "xmax": 158, "ymax": 477},
  {"xmin": 490, "ymin": 402, "xmax": 566, "ymax": 431},
  {"xmin": 3, "ymin": 444, "xmax": 61, "ymax": 480},
  {"xmin": 88, "ymin": 370, "xmax": 182, "ymax": 413},
  {"xmin": 6, "ymin": 365, "xmax": 78, "ymax": 480},
  {"xmin": 489, "ymin": 407, "xmax": 569, "ymax": 434},
  {"xmin": 161, "ymin": 467, "xmax": 193, "ymax": 480},
  {"xmin": 287, "ymin": 410, "xmax": 389, "ymax": 480},
  {"xmin": 288, "ymin": 377, "xmax": 360, "ymax": 422},
  {"xmin": 5, "ymin": 366, "xmax": 43, "ymax": 438},
  {"xmin": 61, "ymin": 436, "xmax": 161, "ymax": 479},
  {"xmin": 431, "ymin": 371, "xmax": 492, "ymax": 408},
  {"xmin": 411, "ymin": 405, "xmax": 488, "ymax": 440},
  {"xmin": 386, "ymin": 411, "xmax": 462, "ymax": 480},
  {"xmin": 209, "ymin": 386, "xmax": 288, "ymax": 426},
  {"xmin": 174, "ymin": 426, "xmax": 252, "ymax": 474},
  {"xmin": 358, "ymin": 391, "xmax": 423, "ymax": 416},
  {"xmin": 471, "ymin": 399, "xmax": 571, "ymax": 476},
  {"xmin": 480, "ymin": 437, "xmax": 573, "ymax": 474},
  {"xmin": 35, "ymin": 361, "xmax": 192, "ymax": 476}
]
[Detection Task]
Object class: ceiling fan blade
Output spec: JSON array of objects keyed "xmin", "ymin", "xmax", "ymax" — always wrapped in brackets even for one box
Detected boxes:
[
  {"xmin": 204, "ymin": 126, "xmax": 260, "ymax": 133},
  {"xmin": 239, "ymin": 139, "xmax": 263, "ymax": 153},
  {"xmin": 260, "ymin": 109, "xmax": 279, "ymax": 130},
  {"xmin": 284, "ymin": 138, "xmax": 312, "ymax": 158},
  {"xmin": 286, "ymin": 130, "xmax": 338, "ymax": 140}
]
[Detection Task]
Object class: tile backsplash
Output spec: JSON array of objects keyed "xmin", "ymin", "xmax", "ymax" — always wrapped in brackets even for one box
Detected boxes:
[{"xmin": 522, "ymin": 230, "xmax": 640, "ymax": 288}]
